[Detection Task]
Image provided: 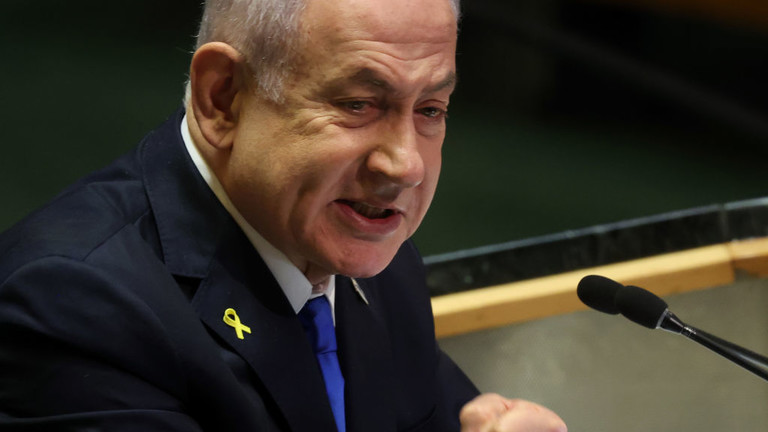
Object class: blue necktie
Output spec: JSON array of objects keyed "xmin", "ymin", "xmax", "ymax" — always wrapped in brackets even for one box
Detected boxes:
[{"xmin": 298, "ymin": 296, "xmax": 346, "ymax": 432}]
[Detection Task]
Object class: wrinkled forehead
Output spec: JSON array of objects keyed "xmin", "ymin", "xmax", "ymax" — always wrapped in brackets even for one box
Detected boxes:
[
  {"xmin": 281, "ymin": 0, "xmax": 458, "ymax": 101},
  {"xmin": 301, "ymin": 0, "xmax": 457, "ymax": 45}
]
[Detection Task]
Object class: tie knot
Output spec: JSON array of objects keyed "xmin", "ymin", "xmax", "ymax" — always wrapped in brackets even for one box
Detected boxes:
[{"xmin": 299, "ymin": 296, "xmax": 336, "ymax": 354}]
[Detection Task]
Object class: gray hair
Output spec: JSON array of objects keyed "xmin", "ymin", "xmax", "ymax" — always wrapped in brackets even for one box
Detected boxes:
[{"xmin": 191, "ymin": 0, "xmax": 460, "ymax": 103}]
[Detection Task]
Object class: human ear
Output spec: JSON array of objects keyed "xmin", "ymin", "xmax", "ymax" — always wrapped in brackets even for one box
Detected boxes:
[{"xmin": 188, "ymin": 42, "xmax": 249, "ymax": 149}]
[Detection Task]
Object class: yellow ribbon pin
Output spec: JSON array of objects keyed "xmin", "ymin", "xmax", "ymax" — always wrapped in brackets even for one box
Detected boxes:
[{"xmin": 223, "ymin": 308, "xmax": 251, "ymax": 340}]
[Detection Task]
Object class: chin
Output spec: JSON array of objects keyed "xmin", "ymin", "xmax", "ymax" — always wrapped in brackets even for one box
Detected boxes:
[
  {"xmin": 326, "ymin": 244, "xmax": 401, "ymax": 279},
  {"xmin": 334, "ymin": 257, "xmax": 392, "ymax": 278}
]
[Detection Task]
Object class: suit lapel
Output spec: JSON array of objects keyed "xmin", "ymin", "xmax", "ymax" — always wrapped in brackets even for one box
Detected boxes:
[
  {"xmin": 336, "ymin": 277, "xmax": 397, "ymax": 432},
  {"xmin": 191, "ymin": 223, "xmax": 338, "ymax": 432},
  {"xmin": 140, "ymin": 111, "xmax": 394, "ymax": 431}
]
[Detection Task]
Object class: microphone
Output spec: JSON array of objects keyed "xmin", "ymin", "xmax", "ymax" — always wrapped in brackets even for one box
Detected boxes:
[
  {"xmin": 576, "ymin": 275, "xmax": 623, "ymax": 315},
  {"xmin": 578, "ymin": 275, "xmax": 768, "ymax": 381},
  {"xmin": 613, "ymin": 284, "xmax": 669, "ymax": 329}
]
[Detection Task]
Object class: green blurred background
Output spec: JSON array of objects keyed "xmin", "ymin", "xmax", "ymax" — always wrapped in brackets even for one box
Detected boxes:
[{"xmin": 2, "ymin": 0, "xmax": 767, "ymax": 256}]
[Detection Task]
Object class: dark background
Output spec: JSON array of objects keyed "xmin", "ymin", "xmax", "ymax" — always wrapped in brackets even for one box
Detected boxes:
[{"xmin": 2, "ymin": 0, "xmax": 767, "ymax": 256}]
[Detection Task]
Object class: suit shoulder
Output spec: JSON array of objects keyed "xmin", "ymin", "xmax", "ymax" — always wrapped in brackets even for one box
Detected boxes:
[{"xmin": 0, "ymin": 149, "xmax": 158, "ymax": 282}]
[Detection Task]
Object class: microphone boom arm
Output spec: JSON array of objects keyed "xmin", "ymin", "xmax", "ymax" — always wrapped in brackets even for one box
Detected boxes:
[{"xmin": 659, "ymin": 311, "xmax": 768, "ymax": 381}]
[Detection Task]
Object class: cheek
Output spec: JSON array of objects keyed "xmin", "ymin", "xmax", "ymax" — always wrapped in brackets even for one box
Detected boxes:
[
  {"xmin": 418, "ymin": 145, "xmax": 443, "ymax": 206},
  {"xmin": 421, "ymin": 143, "xmax": 443, "ymax": 196},
  {"xmin": 404, "ymin": 151, "xmax": 441, "ymax": 237},
  {"xmin": 426, "ymin": 147, "xmax": 442, "ymax": 182}
]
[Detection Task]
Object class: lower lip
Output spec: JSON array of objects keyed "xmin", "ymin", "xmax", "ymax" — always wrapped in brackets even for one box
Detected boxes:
[{"xmin": 333, "ymin": 201, "xmax": 403, "ymax": 237}]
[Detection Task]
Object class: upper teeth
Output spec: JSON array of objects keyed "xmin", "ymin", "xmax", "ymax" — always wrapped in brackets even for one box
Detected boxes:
[{"xmin": 351, "ymin": 202, "xmax": 389, "ymax": 219}]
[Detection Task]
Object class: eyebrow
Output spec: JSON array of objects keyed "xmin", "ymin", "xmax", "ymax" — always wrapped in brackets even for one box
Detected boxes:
[
  {"xmin": 329, "ymin": 67, "xmax": 458, "ymax": 96},
  {"xmin": 349, "ymin": 68, "xmax": 393, "ymax": 92},
  {"xmin": 425, "ymin": 71, "xmax": 458, "ymax": 94}
]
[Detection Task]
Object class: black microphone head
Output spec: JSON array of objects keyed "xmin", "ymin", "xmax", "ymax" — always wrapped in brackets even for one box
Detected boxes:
[
  {"xmin": 615, "ymin": 285, "xmax": 669, "ymax": 329},
  {"xmin": 577, "ymin": 275, "xmax": 624, "ymax": 315}
]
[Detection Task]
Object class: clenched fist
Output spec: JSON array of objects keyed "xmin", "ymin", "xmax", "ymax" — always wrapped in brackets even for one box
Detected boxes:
[{"xmin": 460, "ymin": 393, "xmax": 567, "ymax": 432}]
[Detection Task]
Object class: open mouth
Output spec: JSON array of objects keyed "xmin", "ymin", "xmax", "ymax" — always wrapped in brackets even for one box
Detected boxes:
[{"xmin": 338, "ymin": 200, "xmax": 396, "ymax": 220}]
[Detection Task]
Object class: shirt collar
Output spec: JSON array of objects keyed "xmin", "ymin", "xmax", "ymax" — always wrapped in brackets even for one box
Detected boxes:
[{"xmin": 180, "ymin": 114, "xmax": 335, "ymax": 314}]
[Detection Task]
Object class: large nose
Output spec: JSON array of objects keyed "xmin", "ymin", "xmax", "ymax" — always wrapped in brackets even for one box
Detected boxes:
[{"xmin": 365, "ymin": 114, "xmax": 426, "ymax": 189}]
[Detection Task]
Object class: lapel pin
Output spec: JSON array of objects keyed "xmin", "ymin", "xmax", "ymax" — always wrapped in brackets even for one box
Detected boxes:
[
  {"xmin": 223, "ymin": 308, "xmax": 251, "ymax": 340},
  {"xmin": 351, "ymin": 278, "xmax": 369, "ymax": 305}
]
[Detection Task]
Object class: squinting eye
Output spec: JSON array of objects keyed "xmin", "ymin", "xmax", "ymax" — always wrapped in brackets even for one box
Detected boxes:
[
  {"xmin": 418, "ymin": 107, "xmax": 447, "ymax": 119},
  {"xmin": 340, "ymin": 100, "xmax": 370, "ymax": 112}
]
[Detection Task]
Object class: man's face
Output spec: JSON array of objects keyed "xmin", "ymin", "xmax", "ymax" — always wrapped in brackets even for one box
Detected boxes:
[{"xmin": 223, "ymin": 0, "xmax": 457, "ymax": 282}]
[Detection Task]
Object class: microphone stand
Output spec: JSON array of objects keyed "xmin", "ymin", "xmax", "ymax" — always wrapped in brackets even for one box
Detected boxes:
[{"xmin": 658, "ymin": 311, "xmax": 768, "ymax": 381}]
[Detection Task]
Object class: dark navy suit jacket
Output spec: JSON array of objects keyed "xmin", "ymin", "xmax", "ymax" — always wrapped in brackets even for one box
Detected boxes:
[{"xmin": 0, "ymin": 110, "xmax": 479, "ymax": 431}]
